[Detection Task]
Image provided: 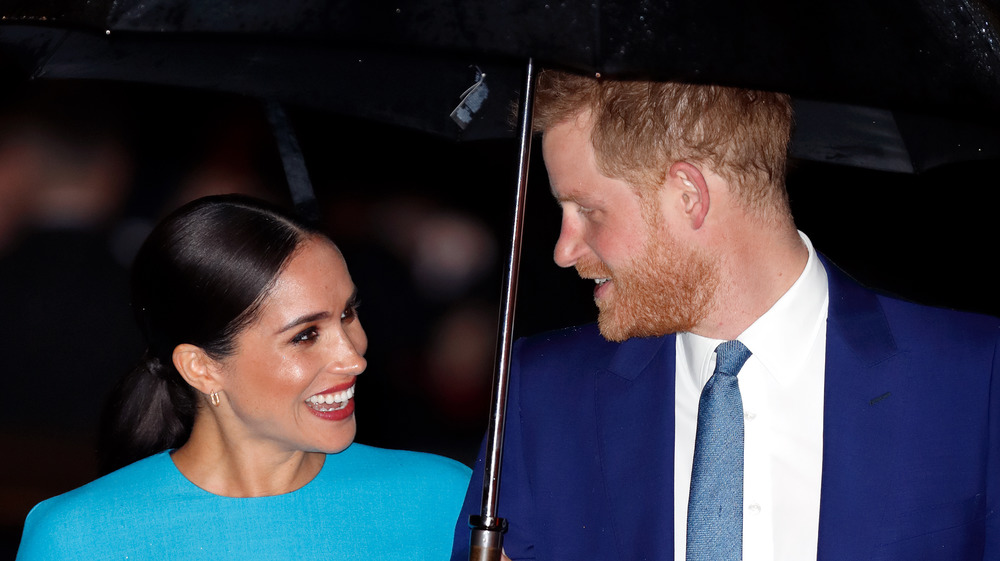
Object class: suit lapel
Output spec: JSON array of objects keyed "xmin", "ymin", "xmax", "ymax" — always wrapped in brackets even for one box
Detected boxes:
[
  {"xmin": 595, "ymin": 334, "xmax": 676, "ymax": 558},
  {"xmin": 817, "ymin": 259, "xmax": 909, "ymax": 559}
]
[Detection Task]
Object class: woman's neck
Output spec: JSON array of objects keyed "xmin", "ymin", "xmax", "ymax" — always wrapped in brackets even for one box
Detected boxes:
[{"xmin": 170, "ymin": 416, "xmax": 326, "ymax": 498}]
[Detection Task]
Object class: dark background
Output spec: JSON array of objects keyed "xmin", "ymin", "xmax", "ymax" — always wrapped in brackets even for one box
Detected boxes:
[{"xmin": 0, "ymin": 79, "xmax": 998, "ymax": 558}]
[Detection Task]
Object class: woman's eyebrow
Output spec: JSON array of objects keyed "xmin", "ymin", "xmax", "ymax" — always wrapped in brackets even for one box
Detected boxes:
[
  {"xmin": 345, "ymin": 287, "xmax": 359, "ymax": 308},
  {"xmin": 276, "ymin": 311, "xmax": 330, "ymax": 334}
]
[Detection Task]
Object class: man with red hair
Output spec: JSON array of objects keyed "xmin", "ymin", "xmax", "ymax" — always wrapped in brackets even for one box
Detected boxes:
[{"xmin": 452, "ymin": 71, "xmax": 1000, "ymax": 561}]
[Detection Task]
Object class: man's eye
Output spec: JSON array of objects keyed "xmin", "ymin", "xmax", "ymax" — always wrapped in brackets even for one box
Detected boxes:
[{"xmin": 291, "ymin": 326, "xmax": 319, "ymax": 345}]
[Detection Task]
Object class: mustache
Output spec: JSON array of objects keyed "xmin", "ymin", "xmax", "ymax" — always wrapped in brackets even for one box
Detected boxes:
[{"xmin": 575, "ymin": 257, "xmax": 612, "ymax": 279}]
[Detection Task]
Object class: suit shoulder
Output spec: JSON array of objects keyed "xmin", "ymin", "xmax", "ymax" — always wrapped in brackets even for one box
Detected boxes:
[
  {"xmin": 827, "ymin": 260, "xmax": 998, "ymax": 344},
  {"xmin": 516, "ymin": 323, "xmax": 615, "ymax": 361},
  {"xmin": 513, "ymin": 324, "xmax": 673, "ymax": 387},
  {"xmin": 876, "ymin": 293, "xmax": 1000, "ymax": 343}
]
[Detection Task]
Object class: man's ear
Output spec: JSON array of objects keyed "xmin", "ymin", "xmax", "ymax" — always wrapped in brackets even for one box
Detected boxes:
[
  {"xmin": 668, "ymin": 161, "xmax": 710, "ymax": 230},
  {"xmin": 172, "ymin": 343, "xmax": 222, "ymax": 396}
]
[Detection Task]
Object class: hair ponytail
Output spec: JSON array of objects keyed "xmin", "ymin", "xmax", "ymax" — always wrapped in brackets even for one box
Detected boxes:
[
  {"xmin": 98, "ymin": 352, "xmax": 198, "ymax": 474},
  {"xmin": 98, "ymin": 195, "xmax": 317, "ymax": 473}
]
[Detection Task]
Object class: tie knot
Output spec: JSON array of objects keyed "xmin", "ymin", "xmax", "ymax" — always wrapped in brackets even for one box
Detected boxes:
[{"xmin": 714, "ymin": 340, "xmax": 752, "ymax": 377}]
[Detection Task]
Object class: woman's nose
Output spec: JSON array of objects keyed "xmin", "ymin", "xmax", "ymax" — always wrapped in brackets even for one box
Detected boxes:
[{"xmin": 328, "ymin": 324, "xmax": 367, "ymax": 376}]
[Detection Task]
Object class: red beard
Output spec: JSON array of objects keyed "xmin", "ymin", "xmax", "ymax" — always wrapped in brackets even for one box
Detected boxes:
[{"xmin": 576, "ymin": 228, "xmax": 717, "ymax": 342}]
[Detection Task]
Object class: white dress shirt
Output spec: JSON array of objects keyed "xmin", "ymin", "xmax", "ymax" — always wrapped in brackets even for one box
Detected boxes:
[{"xmin": 674, "ymin": 231, "xmax": 829, "ymax": 561}]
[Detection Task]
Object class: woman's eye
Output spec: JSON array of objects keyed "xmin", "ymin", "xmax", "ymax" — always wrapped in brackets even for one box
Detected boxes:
[
  {"xmin": 341, "ymin": 300, "xmax": 361, "ymax": 322},
  {"xmin": 291, "ymin": 326, "xmax": 319, "ymax": 345}
]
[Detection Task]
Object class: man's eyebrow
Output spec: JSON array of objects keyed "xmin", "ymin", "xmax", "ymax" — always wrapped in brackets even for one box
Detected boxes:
[
  {"xmin": 276, "ymin": 311, "xmax": 330, "ymax": 334},
  {"xmin": 553, "ymin": 191, "xmax": 595, "ymax": 209},
  {"xmin": 551, "ymin": 188, "xmax": 579, "ymax": 204}
]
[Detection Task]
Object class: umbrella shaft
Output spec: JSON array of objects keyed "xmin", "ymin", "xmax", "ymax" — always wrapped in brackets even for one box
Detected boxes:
[{"xmin": 480, "ymin": 57, "xmax": 536, "ymax": 521}]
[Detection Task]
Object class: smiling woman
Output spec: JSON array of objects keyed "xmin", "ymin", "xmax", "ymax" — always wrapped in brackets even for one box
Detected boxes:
[{"xmin": 14, "ymin": 195, "xmax": 471, "ymax": 560}]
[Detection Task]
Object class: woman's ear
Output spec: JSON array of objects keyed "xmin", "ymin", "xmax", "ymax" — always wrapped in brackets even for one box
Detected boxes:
[{"xmin": 172, "ymin": 344, "xmax": 222, "ymax": 396}]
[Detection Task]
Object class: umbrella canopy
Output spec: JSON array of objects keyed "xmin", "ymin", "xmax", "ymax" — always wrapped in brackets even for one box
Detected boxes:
[
  {"xmin": 3, "ymin": 0, "xmax": 1000, "ymax": 170},
  {"xmin": 0, "ymin": 20, "xmax": 522, "ymax": 141},
  {"xmin": 7, "ymin": 0, "xmax": 1000, "ymax": 113}
]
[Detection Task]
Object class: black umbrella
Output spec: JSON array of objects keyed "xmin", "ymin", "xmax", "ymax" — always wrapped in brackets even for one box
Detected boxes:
[
  {"xmin": 5, "ymin": 0, "xmax": 1000, "ymax": 112},
  {"xmin": 4, "ymin": 0, "xmax": 1000, "ymax": 167},
  {"xmin": 4, "ymin": 2, "xmax": 1000, "ymax": 559}
]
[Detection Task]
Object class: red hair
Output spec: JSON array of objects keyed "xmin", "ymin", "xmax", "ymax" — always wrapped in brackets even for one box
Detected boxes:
[{"xmin": 533, "ymin": 71, "xmax": 794, "ymax": 217}]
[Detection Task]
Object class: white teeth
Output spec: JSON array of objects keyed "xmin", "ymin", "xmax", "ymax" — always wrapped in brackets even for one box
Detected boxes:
[
  {"xmin": 595, "ymin": 278, "xmax": 610, "ymax": 286},
  {"xmin": 306, "ymin": 386, "xmax": 355, "ymax": 412}
]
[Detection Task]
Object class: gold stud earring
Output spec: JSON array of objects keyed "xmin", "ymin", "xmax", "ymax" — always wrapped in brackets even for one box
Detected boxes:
[{"xmin": 210, "ymin": 391, "xmax": 221, "ymax": 407}]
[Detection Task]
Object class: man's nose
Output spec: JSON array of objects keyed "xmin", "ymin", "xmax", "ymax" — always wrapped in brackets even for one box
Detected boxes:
[{"xmin": 553, "ymin": 215, "xmax": 586, "ymax": 268}]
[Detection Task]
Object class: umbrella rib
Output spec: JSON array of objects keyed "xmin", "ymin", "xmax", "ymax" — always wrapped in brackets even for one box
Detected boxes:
[{"xmin": 264, "ymin": 100, "xmax": 322, "ymax": 225}]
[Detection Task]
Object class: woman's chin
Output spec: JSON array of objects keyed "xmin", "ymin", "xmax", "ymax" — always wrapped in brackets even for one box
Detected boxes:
[{"xmin": 308, "ymin": 418, "xmax": 357, "ymax": 455}]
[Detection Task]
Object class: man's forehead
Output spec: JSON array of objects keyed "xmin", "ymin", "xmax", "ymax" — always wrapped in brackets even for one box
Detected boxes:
[
  {"xmin": 543, "ymin": 112, "xmax": 616, "ymax": 202},
  {"xmin": 542, "ymin": 113, "xmax": 592, "ymax": 168}
]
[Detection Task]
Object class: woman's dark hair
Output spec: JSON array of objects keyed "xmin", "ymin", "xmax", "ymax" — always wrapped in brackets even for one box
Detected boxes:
[{"xmin": 99, "ymin": 194, "xmax": 319, "ymax": 473}]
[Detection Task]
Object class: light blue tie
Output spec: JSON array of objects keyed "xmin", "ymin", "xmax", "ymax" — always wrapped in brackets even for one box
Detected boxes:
[{"xmin": 686, "ymin": 340, "xmax": 752, "ymax": 561}]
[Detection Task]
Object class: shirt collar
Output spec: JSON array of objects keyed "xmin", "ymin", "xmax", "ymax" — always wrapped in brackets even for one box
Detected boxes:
[{"xmin": 678, "ymin": 231, "xmax": 829, "ymax": 385}]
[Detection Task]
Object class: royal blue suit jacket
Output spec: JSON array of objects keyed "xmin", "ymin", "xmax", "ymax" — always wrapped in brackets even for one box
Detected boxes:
[{"xmin": 452, "ymin": 260, "xmax": 1000, "ymax": 560}]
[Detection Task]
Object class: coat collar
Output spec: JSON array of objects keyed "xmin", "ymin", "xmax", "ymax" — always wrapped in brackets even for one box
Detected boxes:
[{"xmin": 822, "ymin": 255, "xmax": 898, "ymax": 365}]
